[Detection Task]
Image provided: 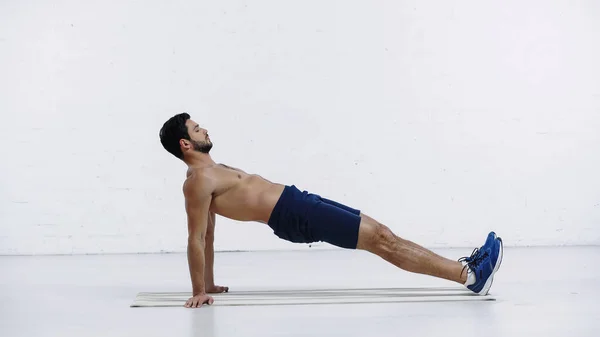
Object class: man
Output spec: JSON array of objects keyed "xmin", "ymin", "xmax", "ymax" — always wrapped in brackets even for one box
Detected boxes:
[{"xmin": 159, "ymin": 113, "xmax": 503, "ymax": 308}]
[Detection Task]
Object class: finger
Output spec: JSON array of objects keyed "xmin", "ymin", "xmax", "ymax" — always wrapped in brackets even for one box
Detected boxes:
[{"xmin": 208, "ymin": 297, "xmax": 214, "ymax": 305}]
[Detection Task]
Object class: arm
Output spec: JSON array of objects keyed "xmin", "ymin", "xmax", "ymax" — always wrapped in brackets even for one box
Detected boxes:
[
  {"xmin": 184, "ymin": 178, "xmax": 212, "ymax": 296},
  {"xmin": 203, "ymin": 211, "xmax": 230, "ymax": 293},
  {"xmin": 204, "ymin": 211, "xmax": 216, "ymax": 287}
]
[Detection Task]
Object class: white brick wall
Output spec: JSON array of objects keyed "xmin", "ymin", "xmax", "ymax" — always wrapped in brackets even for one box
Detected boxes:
[{"xmin": 1, "ymin": 0, "xmax": 599, "ymax": 255}]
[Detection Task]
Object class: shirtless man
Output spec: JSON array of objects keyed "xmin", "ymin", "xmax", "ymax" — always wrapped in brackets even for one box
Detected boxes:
[{"xmin": 159, "ymin": 113, "xmax": 503, "ymax": 308}]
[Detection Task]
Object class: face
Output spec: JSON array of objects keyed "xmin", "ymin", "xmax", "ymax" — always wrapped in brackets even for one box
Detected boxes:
[{"xmin": 182, "ymin": 119, "xmax": 212, "ymax": 154}]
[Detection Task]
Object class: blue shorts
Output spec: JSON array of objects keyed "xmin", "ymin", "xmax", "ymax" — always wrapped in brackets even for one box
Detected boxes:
[{"xmin": 267, "ymin": 185, "xmax": 362, "ymax": 249}]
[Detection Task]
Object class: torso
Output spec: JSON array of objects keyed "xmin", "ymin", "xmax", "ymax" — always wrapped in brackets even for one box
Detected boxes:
[{"xmin": 185, "ymin": 163, "xmax": 286, "ymax": 224}]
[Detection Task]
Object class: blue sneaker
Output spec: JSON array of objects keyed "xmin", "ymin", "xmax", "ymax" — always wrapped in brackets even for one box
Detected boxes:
[
  {"xmin": 481, "ymin": 232, "xmax": 503, "ymax": 272},
  {"xmin": 459, "ymin": 234, "xmax": 503, "ymax": 295},
  {"xmin": 484, "ymin": 231, "xmax": 497, "ymax": 249}
]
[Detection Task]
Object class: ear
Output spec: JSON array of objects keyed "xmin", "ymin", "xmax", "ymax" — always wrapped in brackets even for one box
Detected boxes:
[{"xmin": 179, "ymin": 139, "xmax": 191, "ymax": 150}]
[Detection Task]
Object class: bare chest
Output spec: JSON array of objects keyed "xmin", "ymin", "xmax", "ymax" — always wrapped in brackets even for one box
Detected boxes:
[{"xmin": 217, "ymin": 163, "xmax": 246, "ymax": 179}]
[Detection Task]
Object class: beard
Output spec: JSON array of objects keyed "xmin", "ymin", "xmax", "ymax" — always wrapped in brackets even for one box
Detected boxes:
[{"xmin": 192, "ymin": 139, "xmax": 213, "ymax": 154}]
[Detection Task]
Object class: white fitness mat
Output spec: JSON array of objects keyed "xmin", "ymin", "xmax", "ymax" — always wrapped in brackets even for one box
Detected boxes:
[{"xmin": 131, "ymin": 287, "xmax": 495, "ymax": 307}]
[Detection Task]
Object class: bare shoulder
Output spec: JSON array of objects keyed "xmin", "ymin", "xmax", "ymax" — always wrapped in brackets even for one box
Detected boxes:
[
  {"xmin": 183, "ymin": 169, "xmax": 214, "ymax": 237},
  {"xmin": 183, "ymin": 169, "xmax": 215, "ymax": 200}
]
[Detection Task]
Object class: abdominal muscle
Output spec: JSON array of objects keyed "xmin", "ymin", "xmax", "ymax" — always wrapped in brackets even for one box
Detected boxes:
[{"xmin": 209, "ymin": 173, "xmax": 286, "ymax": 224}]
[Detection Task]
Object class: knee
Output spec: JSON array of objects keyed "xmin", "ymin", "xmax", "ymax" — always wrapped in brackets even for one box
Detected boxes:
[
  {"xmin": 358, "ymin": 221, "xmax": 396, "ymax": 253},
  {"xmin": 374, "ymin": 224, "xmax": 396, "ymax": 253}
]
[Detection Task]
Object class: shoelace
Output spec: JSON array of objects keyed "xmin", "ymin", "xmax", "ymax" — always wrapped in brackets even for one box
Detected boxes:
[{"xmin": 458, "ymin": 247, "xmax": 489, "ymax": 277}]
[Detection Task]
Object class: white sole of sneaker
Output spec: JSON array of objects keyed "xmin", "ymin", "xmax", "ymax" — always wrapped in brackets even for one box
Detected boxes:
[{"xmin": 478, "ymin": 237, "xmax": 503, "ymax": 295}]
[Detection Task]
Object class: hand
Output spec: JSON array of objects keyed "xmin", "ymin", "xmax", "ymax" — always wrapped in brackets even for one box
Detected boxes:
[
  {"xmin": 184, "ymin": 294, "xmax": 214, "ymax": 308},
  {"xmin": 205, "ymin": 285, "xmax": 229, "ymax": 293}
]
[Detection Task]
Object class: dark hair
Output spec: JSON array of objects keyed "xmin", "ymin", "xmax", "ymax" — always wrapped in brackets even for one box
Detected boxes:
[{"xmin": 159, "ymin": 112, "xmax": 191, "ymax": 160}]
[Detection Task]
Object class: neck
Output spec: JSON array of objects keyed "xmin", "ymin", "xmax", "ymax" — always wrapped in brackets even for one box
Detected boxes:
[{"xmin": 184, "ymin": 152, "xmax": 216, "ymax": 168}]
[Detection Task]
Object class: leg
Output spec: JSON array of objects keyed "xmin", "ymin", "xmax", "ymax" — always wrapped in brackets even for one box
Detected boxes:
[
  {"xmin": 356, "ymin": 213, "xmax": 467, "ymax": 284},
  {"xmin": 297, "ymin": 190, "xmax": 473, "ymax": 286}
]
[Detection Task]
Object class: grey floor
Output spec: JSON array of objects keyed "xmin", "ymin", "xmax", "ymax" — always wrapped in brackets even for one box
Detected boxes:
[{"xmin": 1, "ymin": 246, "xmax": 599, "ymax": 337}]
